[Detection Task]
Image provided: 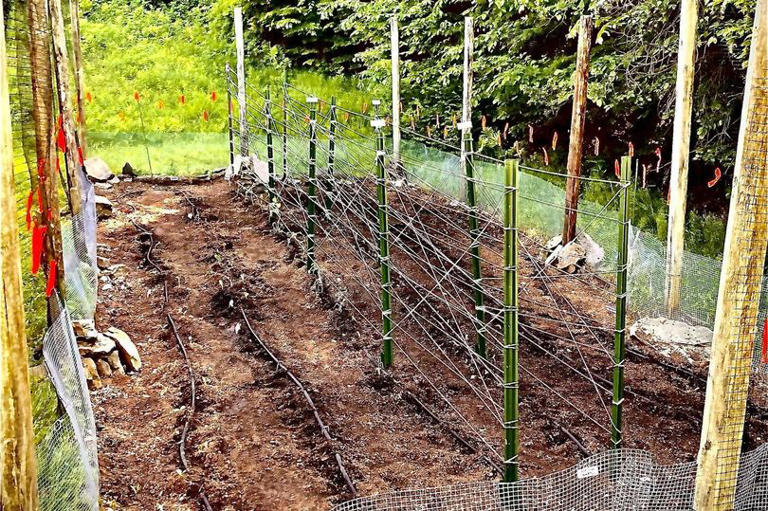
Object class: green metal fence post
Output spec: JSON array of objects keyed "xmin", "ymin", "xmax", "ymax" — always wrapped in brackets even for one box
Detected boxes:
[
  {"xmin": 307, "ymin": 96, "xmax": 319, "ymax": 275},
  {"xmin": 373, "ymin": 111, "xmax": 393, "ymax": 368},
  {"xmin": 503, "ymin": 159, "xmax": 520, "ymax": 483},
  {"xmin": 463, "ymin": 119, "xmax": 486, "ymax": 359},
  {"xmin": 282, "ymin": 73, "xmax": 288, "ymax": 180},
  {"xmin": 264, "ymin": 88, "xmax": 276, "ymax": 214},
  {"xmin": 325, "ymin": 96, "xmax": 337, "ymax": 211},
  {"xmin": 226, "ymin": 64, "xmax": 234, "ymax": 177},
  {"xmin": 611, "ymin": 155, "xmax": 631, "ymax": 450}
]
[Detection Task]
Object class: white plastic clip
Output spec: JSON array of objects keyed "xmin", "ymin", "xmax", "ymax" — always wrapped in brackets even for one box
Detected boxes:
[
  {"xmin": 306, "ymin": 96, "xmax": 319, "ymax": 104},
  {"xmin": 371, "ymin": 119, "xmax": 386, "ymax": 128},
  {"xmin": 457, "ymin": 121, "xmax": 472, "ymax": 131},
  {"xmin": 372, "ymin": 99, "xmax": 381, "ymax": 106}
]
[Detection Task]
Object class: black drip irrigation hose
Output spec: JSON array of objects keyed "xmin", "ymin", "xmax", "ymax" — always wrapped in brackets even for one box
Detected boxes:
[
  {"xmin": 167, "ymin": 313, "xmax": 213, "ymax": 511},
  {"xmin": 239, "ymin": 307, "xmax": 358, "ymax": 497}
]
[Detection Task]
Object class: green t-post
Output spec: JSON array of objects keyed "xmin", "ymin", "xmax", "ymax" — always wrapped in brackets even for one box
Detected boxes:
[
  {"xmin": 373, "ymin": 112, "xmax": 393, "ymax": 368},
  {"xmin": 307, "ymin": 96, "xmax": 318, "ymax": 275},
  {"xmin": 611, "ymin": 156, "xmax": 631, "ymax": 451},
  {"xmin": 503, "ymin": 159, "xmax": 520, "ymax": 483}
]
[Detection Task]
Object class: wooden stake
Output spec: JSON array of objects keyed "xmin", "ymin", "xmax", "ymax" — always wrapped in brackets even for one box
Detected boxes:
[
  {"xmin": 0, "ymin": 7, "xmax": 39, "ymax": 508},
  {"xmin": 562, "ymin": 16, "xmax": 593, "ymax": 245},
  {"xmin": 694, "ymin": 0, "xmax": 768, "ymax": 508},
  {"xmin": 664, "ymin": 0, "xmax": 698, "ymax": 317},
  {"xmin": 69, "ymin": 0, "xmax": 87, "ymax": 153},
  {"xmin": 460, "ymin": 17, "xmax": 487, "ymax": 359},
  {"xmin": 50, "ymin": 0, "xmax": 83, "ymax": 215},
  {"xmin": 28, "ymin": 0, "xmax": 65, "ymax": 300},
  {"xmin": 390, "ymin": 16, "xmax": 401, "ymax": 169},
  {"xmin": 234, "ymin": 7, "xmax": 248, "ymax": 157}
]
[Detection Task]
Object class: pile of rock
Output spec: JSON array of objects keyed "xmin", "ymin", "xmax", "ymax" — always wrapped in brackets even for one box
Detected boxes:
[{"xmin": 73, "ymin": 320, "xmax": 142, "ymax": 389}]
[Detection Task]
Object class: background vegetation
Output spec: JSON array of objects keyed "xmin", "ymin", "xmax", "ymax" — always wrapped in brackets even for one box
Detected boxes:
[{"xmin": 79, "ymin": 0, "xmax": 755, "ymax": 256}]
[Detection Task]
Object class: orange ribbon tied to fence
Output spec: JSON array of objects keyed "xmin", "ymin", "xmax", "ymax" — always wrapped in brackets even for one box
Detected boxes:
[
  {"xmin": 46, "ymin": 260, "xmax": 57, "ymax": 297},
  {"xmin": 25, "ymin": 190, "xmax": 35, "ymax": 231},
  {"xmin": 761, "ymin": 318, "xmax": 768, "ymax": 363},
  {"xmin": 211, "ymin": 91, "xmax": 217, "ymax": 101},
  {"xmin": 202, "ymin": 110, "xmax": 209, "ymax": 122},
  {"xmin": 614, "ymin": 159, "xmax": 621, "ymax": 178},
  {"xmin": 31, "ymin": 223, "xmax": 48, "ymax": 275},
  {"xmin": 708, "ymin": 167, "xmax": 722, "ymax": 188},
  {"xmin": 180, "ymin": 94, "xmax": 186, "ymax": 105},
  {"xmin": 86, "ymin": 91, "xmax": 93, "ymax": 104},
  {"xmin": 56, "ymin": 116, "xmax": 66, "ymax": 153},
  {"xmin": 134, "ymin": 91, "xmax": 141, "ymax": 102}
]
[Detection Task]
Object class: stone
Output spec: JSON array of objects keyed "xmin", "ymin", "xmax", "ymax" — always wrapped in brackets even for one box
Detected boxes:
[
  {"xmin": 79, "ymin": 333, "xmax": 116, "ymax": 357},
  {"xmin": 104, "ymin": 327, "xmax": 141, "ymax": 372},
  {"xmin": 554, "ymin": 242, "xmax": 587, "ymax": 273},
  {"xmin": 82, "ymin": 357, "xmax": 102, "ymax": 389},
  {"xmin": 96, "ymin": 359, "xmax": 113, "ymax": 379},
  {"xmin": 94, "ymin": 182, "xmax": 113, "ymax": 191},
  {"xmin": 95, "ymin": 195, "xmax": 114, "ymax": 219},
  {"xmin": 72, "ymin": 319, "xmax": 96, "ymax": 338},
  {"xmin": 97, "ymin": 256, "xmax": 111, "ymax": 270},
  {"xmin": 84, "ymin": 157, "xmax": 114, "ymax": 182},
  {"xmin": 107, "ymin": 350, "xmax": 125, "ymax": 375},
  {"xmin": 121, "ymin": 162, "xmax": 136, "ymax": 178},
  {"xmin": 108, "ymin": 176, "xmax": 120, "ymax": 185}
]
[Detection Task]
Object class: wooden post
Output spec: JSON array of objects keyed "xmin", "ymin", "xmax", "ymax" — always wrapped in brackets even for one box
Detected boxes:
[
  {"xmin": 50, "ymin": 0, "xmax": 83, "ymax": 215},
  {"xmin": 234, "ymin": 7, "xmax": 248, "ymax": 157},
  {"xmin": 460, "ymin": 17, "xmax": 487, "ymax": 358},
  {"xmin": 0, "ymin": 7, "xmax": 40, "ymax": 508},
  {"xmin": 503, "ymin": 159, "xmax": 520, "ymax": 482},
  {"xmin": 69, "ymin": 0, "xmax": 87, "ymax": 153},
  {"xmin": 694, "ymin": 0, "xmax": 768, "ymax": 508},
  {"xmin": 28, "ymin": 0, "xmax": 65, "ymax": 299},
  {"xmin": 664, "ymin": 0, "xmax": 699, "ymax": 317},
  {"xmin": 390, "ymin": 16, "xmax": 401, "ymax": 170},
  {"xmin": 561, "ymin": 15, "xmax": 593, "ymax": 245}
]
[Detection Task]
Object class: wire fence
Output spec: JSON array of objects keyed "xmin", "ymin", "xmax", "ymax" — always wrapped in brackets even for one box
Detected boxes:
[
  {"xmin": 228, "ymin": 70, "xmax": 768, "ymax": 509},
  {"xmin": 4, "ymin": 1, "xmax": 99, "ymax": 509}
]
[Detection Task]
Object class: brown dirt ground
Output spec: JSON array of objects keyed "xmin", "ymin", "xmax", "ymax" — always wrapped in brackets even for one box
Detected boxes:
[{"xmin": 92, "ymin": 178, "xmax": 768, "ymax": 510}]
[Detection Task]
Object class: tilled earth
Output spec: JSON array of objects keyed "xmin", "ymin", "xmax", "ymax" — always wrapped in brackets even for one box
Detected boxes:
[{"xmin": 93, "ymin": 178, "xmax": 768, "ymax": 510}]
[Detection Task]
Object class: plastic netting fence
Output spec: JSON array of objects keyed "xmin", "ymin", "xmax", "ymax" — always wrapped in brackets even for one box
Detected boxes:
[
  {"xmin": 4, "ymin": 0, "xmax": 99, "ymax": 508},
  {"xmin": 331, "ymin": 445, "xmax": 768, "ymax": 511}
]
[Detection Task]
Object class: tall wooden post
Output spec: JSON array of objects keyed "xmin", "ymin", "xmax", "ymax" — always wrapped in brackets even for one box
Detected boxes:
[
  {"xmin": 664, "ymin": 0, "xmax": 699, "ymax": 317},
  {"xmin": 390, "ymin": 16, "xmax": 401, "ymax": 169},
  {"xmin": 460, "ymin": 17, "xmax": 487, "ymax": 359},
  {"xmin": 50, "ymin": 0, "xmax": 83, "ymax": 214},
  {"xmin": 69, "ymin": 0, "xmax": 87, "ymax": 153},
  {"xmin": 562, "ymin": 15, "xmax": 593, "ymax": 245},
  {"xmin": 503, "ymin": 159, "xmax": 520, "ymax": 482},
  {"xmin": 234, "ymin": 7, "xmax": 248, "ymax": 157},
  {"xmin": 28, "ymin": 0, "xmax": 65, "ymax": 298},
  {"xmin": 694, "ymin": 0, "xmax": 768, "ymax": 508},
  {"xmin": 0, "ymin": 8, "xmax": 40, "ymax": 508}
]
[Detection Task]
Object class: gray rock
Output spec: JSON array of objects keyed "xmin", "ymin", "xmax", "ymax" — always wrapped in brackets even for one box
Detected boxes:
[
  {"xmin": 97, "ymin": 256, "xmax": 111, "ymax": 270},
  {"xmin": 107, "ymin": 350, "xmax": 125, "ymax": 375},
  {"xmin": 95, "ymin": 195, "xmax": 114, "ymax": 219},
  {"xmin": 104, "ymin": 327, "xmax": 141, "ymax": 372},
  {"xmin": 84, "ymin": 157, "xmax": 114, "ymax": 182},
  {"xmin": 78, "ymin": 333, "xmax": 116, "ymax": 357},
  {"xmin": 555, "ymin": 242, "xmax": 587, "ymax": 273},
  {"xmin": 72, "ymin": 319, "xmax": 96, "ymax": 338},
  {"xmin": 82, "ymin": 357, "xmax": 102, "ymax": 389},
  {"xmin": 96, "ymin": 359, "xmax": 113, "ymax": 379}
]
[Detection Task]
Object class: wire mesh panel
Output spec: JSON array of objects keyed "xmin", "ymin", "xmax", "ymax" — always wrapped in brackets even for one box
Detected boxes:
[
  {"xmin": 39, "ymin": 294, "xmax": 99, "ymax": 511},
  {"xmin": 332, "ymin": 445, "xmax": 768, "ymax": 511}
]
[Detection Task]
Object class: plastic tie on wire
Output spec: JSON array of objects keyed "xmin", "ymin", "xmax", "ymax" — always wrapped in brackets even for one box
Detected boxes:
[
  {"xmin": 372, "ymin": 99, "xmax": 381, "ymax": 106},
  {"xmin": 761, "ymin": 317, "xmax": 768, "ymax": 363},
  {"xmin": 31, "ymin": 224, "xmax": 48, "ymax": 275},
  {"xmin": 457, "ymin": 121, "xmax": 472, "ymax": 131},
  {"xmin": 306, "ymin": 96, "xmax": 319, "ymax": 104},
  {"xmin": 371, "ymin": 119, "xmax": 386, "ymax": 129},
  {"xmin": 612, "ymin": 397, "xmax": 625, "ymax": 406},
  {"xmin": 25, "ymin": 190, "xmax": 35, "ymax": 231}
]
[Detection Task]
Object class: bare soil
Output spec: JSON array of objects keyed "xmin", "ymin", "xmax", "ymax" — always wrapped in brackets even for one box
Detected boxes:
[{"xmin": 92, "ymin": 178, "xmax": 768, "ymax": 510}]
